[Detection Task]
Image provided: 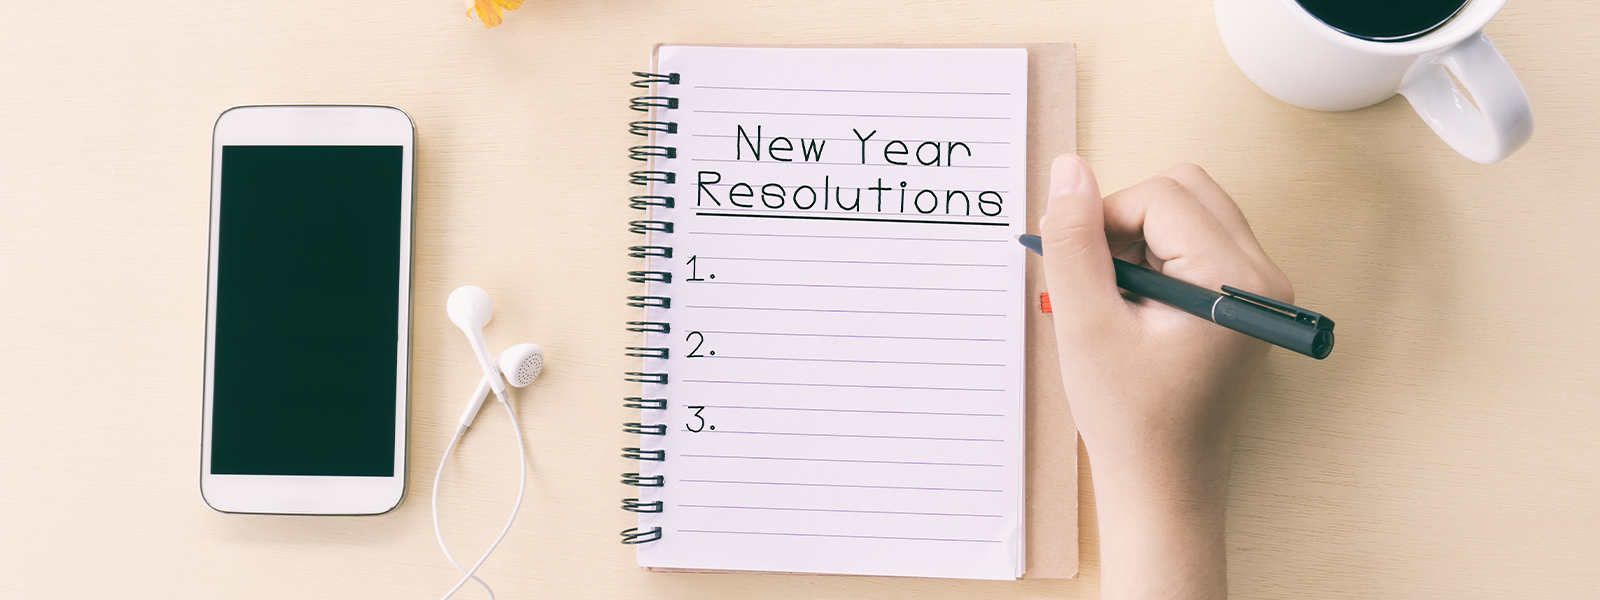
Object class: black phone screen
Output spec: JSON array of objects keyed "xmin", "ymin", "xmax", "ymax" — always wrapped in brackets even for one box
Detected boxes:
[{"xmin": 210, "ymin": 145, "xmax": 405, "ymax": 477}]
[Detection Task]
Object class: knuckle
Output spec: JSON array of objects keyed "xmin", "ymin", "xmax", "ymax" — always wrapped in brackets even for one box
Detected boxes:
[
  {"xmin": 1269, "ymin": 267, "xmax": 1295, "ymax": 304},
  {"xmin": 1111, "ymin": 176, "xmax": 1183, "ymax": 208},
  {"xmin": 1169, "ymin": 162, "xmax": 1210, "ymax": 180},
  {"xmin": 1143, "ymin": 178, "xmax": 1198, "ymax": 212},
  {"xmin": 1235, "ymin": 271, "xmax": 1273, "ymax": 296},
  {"xmin": 1144, "ymin": 175, "xmax": 1184, "ymax": 193}
]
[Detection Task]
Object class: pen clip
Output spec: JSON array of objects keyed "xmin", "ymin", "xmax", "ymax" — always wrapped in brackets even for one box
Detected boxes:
[{"xmin": 1221, "ymin": 286, "xmax": 1332, "ymax": 330}]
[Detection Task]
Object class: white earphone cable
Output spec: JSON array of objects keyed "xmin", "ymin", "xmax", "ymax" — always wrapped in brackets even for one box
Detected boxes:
[
  {"xmin": 432, "ymin": 427, "xmax": 495, "ymax": 599},
  {"xmin": 433, "ymin": 389, "xmax": 527, "ymax": 600}
]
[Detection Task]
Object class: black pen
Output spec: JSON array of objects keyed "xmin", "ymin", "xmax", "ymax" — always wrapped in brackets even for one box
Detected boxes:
[{"xmin": 1016, "ymin": 234, "xmax": 1335, "ymax": 359}]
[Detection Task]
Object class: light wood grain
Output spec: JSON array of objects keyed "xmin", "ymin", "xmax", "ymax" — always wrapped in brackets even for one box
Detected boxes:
[{"xmin": 1, "ymin": 1, "xmax": 1596, "ymax": 598}]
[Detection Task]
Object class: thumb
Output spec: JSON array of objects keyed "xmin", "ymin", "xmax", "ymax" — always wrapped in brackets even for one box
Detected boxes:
[{"xmin": 1039, "ymin": 155, "xmax": 1125, "ymax": 329}]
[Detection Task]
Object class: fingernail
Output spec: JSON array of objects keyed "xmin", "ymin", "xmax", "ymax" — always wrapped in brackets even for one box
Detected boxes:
[{"xmin": 1050, "ymin": 155, "xmax": 1083, "ymax": 196}]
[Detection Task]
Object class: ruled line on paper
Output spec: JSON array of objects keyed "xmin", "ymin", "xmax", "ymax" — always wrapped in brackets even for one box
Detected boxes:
[
  {"xmin": 689, "ymin": 281, "xmax": 1006, "ymax": 293},
  {"xmin": 692, "ymin": 133, "xmax": 1012, "ymax": 145},
  {"xmin": 693, "ymin": 212, "xmax": 1010, "ymax": 227},
  {"xmin": 678, "ymin": 530, "xmax": 1002, "ymax": 543},
  {"xmin": 680, "ymin": 479, "xmax": 1004, "ymax": 492},
  {"xmin": 683, "ymin": 305, "xmax": 1005, "ymax": 317},
  {"xmin": 680, "ymin": 504, "xmax": 1003, "ymax": 518},
  {"xmin": 688, "ymin": 158, "xmax": 1009, "ymax": 169},
  {"xmin": 684, "ymin": 205, "xmax": 1012, "ymax": 219},
  {"xmin": 694, "ymin": 184, "xmax": 1014, "ymax": 195},
  {"xmin": 680, "ymin": 453, "xmax": 1004, "ymax": 466},
  {"xmin": 696, "ymin": 256, "xmax": 1005, "ymax": 268},
  {"xmin": 684, "ymin": 231, "xmax": 1009, "ymax": 243},
  {"xmin": 694, "ymin": 85, "xmax": 1012, "ymax": 96},
  {"xmin": 681, "ymin": 379, "xmax": 1005, "ymax": 392},
  {"xmin": 711, "ymin": 430, "xmax": 1005, "ymax": 443},
  {"xmin": 693, "ymin": 406, "xmax": 1006, "ymax": 418},
  {"xmin": 702, "ymin": 355, "xmax": 1004, "ymax": 367},
  {"xmin": 694, "ymin": 330, "xmax": 1005, "ymax": 342},
  {"xmin": 694, "ymin": 109, "xmax": 1011, "ymax": 121}
]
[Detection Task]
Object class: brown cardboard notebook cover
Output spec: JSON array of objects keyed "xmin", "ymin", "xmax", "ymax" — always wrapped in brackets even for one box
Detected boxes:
[{"xmin": 641, "ymin": 42, "xmax": 1078, "ymax": 579}]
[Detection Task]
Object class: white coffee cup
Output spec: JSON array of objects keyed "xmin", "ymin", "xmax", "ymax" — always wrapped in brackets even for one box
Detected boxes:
[{"xmin": 1216, "ymin": 0, "xmax": 1533, "ymax": 164}]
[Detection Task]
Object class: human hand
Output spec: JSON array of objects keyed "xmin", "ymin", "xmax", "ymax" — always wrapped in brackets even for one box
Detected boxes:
[{"xmin": 1039, "ymin": 155, "xmax": 1292, "ymax": 599}]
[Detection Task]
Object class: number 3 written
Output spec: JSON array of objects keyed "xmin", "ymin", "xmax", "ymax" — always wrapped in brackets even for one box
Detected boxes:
[{"xmin": 686, "ymin": 406, "xmax": 713, "ymax": 432}]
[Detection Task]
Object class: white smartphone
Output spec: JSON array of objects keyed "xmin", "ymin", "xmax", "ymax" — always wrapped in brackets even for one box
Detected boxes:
[{"xmin": 201, "ymin": 105, "xmax": 415, "ymax": 515}]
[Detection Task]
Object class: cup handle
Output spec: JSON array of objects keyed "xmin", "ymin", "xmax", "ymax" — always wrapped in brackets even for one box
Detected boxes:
[{"xmin": 1397, "ymin": 32, "xmax": 1534, "ymax": 164}]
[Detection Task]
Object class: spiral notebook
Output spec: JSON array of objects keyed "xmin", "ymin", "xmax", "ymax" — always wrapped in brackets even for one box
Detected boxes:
[{"xmin": 622, "ymin": 43, "xmax": 1078, "ymax": 580}]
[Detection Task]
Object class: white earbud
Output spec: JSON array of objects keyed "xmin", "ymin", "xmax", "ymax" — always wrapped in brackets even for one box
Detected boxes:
[
  {"xmin": 459, "ymin": 343, "xmax": 545, "ymax": 430},
  {"xmin": 496, "ymin": 343, "xmax": 546, "ymax": 388},
  {"xmin": 435, "ymin": 288, "xmax": 544, "ymax": 600},
  {"xmin": 448, "ymin": 286, "xmax": 505, "ymax": 397}
]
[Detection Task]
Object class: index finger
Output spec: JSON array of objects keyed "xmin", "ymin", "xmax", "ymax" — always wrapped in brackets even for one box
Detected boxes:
[
  {"xmin": 1159, "ymin": 164, "xmax": 1273, "ymax": 268},
  {"xmin": 1100, "ymin": 176, "xmax": 1259, "ymax": 289}
]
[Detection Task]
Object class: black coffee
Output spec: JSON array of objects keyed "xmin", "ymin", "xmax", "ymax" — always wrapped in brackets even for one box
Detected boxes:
[{"xmin": 1296, "ymin": 0, "xmax": 1469, "ymax": 42}]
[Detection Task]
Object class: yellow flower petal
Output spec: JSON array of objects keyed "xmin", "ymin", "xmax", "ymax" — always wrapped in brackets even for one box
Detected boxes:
[
  {"xmin": 495, "ymin": 0, "xmax": 525, "ymax": 10},
  {"xmin": 474, "ymin": 0, "xmax": 504, "ymax": 28}
]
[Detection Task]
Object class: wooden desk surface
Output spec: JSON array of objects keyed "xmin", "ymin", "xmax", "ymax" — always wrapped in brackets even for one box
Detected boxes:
[{"xmin": 3, "ymin": 1, "xmax": 1596, "ymax": 597}]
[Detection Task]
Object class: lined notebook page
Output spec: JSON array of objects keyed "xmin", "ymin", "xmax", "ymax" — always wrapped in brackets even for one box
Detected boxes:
[{"xmin": 636, "ymin": 46, "xmax": 1029, "ymax": 580}]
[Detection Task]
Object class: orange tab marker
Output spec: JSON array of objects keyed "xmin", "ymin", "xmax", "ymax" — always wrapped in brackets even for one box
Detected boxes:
[{"xmin": 1040, "ymin": 292, "xmax": 1052, "ymax": 313}]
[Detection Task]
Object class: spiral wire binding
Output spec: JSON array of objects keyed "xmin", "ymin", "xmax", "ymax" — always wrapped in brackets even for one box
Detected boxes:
[
  {"xmin": 628, "ymin": 271, "xmax": 672, "ymax": 284},
  {"xmin": 630, "ymin": 170, "xmax": 675, "ymax": 185},
  {"xmin": 626, "ymin": 347, "xmax": 669, "ymax": 359},
  {"xmin": 629, "ymin": 246, "xmax": 673, "ymax": 258},
  {"xmin": 622, "ymin": 70, "xmax": 679, "ymax": 545},
  {"xmin": 624, "ymin": 422, "xmax": 668, "ymax": 436},
  {"xmin": 629, "ymin": 220, "xmax": 673, "ymax": 234},
  {"xmin": 630, "ymin": 121, "xmax": 679, "ymax": 135},
  {"xmin": 624, "ymin": 397, "xmax": 667, "ymax": 410},
  {"xmin": 630, "ymin": 195, "xmax": 674, "ymax": 210},
  {"xmin": 626, "ymin": 321, "xmax": 669, "ymax": 334},
  {"xmin": 627, "ymin": 296, "xmax": 671, "ymax": 309}
]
